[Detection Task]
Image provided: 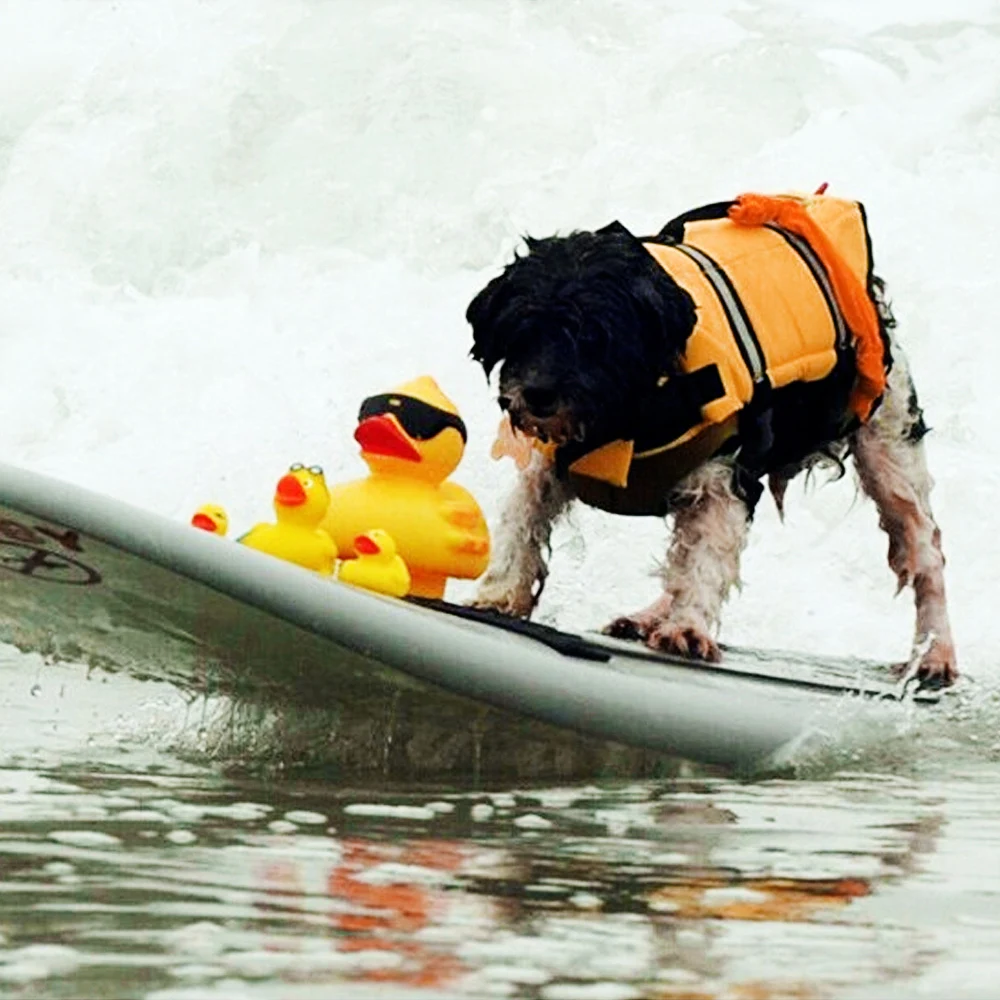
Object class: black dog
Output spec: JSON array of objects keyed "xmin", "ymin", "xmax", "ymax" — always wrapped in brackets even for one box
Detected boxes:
[{"xmin": 465, "ymin": 192, "xmax": 956, "ymax": 687}]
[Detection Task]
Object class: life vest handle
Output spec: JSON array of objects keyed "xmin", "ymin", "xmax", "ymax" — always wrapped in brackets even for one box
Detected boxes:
[{"xmin": 652, "ymin": 201, "xmax": 736, "ymax": 245}]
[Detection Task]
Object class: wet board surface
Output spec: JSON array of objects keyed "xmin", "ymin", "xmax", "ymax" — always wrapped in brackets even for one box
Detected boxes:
[{"xmin": 0, "ymin": 460, "xmax": 939, "ymax": 774}]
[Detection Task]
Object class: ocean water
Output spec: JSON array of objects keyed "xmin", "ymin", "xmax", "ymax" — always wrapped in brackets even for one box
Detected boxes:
[{"xmin": 2, "ymin": 0, "xmax": 1000, "ymax": 996}]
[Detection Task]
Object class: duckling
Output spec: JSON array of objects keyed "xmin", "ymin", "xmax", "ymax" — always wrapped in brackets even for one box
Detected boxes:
[
  {"xmin": 191, "ymin": 503, "xmax": 229, "ymax": 536},
  {"xmin": 338, "ymin": 529, "xmax": 411, "ymax": 598},
  {"xmin": 322, "ymin": 375, "xmax": 490, "ymax": 599},
  {"xmin": 239, "ymin": 463, "xmax": 337, "ymax": 575}
]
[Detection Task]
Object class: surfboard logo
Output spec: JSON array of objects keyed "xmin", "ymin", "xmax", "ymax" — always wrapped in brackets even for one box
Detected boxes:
[{"xmin": 0, "ymin": 517, "xmax": 101, "ymax": 585}]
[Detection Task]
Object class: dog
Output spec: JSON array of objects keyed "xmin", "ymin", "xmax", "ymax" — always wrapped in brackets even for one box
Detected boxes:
[{"xmin": 464, "ymin": 190, "xmax": 956, "ymax": 688}]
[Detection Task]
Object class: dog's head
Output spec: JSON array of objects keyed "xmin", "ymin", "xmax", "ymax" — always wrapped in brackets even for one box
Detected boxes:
[{"xmin": 466, "ymin": 224, "xmax": 696, "ymax": 449}]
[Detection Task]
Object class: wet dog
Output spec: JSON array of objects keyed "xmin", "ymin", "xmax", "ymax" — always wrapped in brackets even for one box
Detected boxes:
[{"xmin": 465, "ymin": 192, "xmax": 956, "ymax": 687}]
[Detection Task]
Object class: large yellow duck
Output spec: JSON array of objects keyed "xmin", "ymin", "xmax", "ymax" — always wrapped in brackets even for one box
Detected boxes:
[
  {"xmin": 322, "ymin": 376, "xmax": 490, "ymax": 599},
  {"xmin": 338, "ymin": 529, "xmax": 411, "ymax": 598},
  {"xmin": 239, "ymin": 463, "xmax": 338, "ymax": 575}
]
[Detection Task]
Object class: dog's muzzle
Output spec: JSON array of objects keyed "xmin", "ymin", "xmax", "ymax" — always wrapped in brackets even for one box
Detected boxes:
[{"xmin": 499, "ymin": 386, "xmax": 582, "ymax": 445}]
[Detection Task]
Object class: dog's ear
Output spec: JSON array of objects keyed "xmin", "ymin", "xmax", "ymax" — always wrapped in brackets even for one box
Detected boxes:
[
  {"xmin": 604, "ymin": 224, "xmax": 696, "ymax": 372},
  {"xmin": 632, "ymin": 265, "xmax": 697, "ymax": 371},
  {"xmin": 466, "ymin": 272, "xmax": 509, "ymax": 378},
  {"xmin": 622, "ymin": 227, "xmax": 697, "ymax": 371}
]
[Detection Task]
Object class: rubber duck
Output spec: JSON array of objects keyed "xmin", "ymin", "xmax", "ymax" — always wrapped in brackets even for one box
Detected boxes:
[
  {"xmin": 239, "ymin": 463, "xmax": 338, "ymax": 575},
  {"xmin": 338, "ymin": 529, "xmax": 411, "ymax": 598},
  {"xmin": 191, "ymin": 504, "xmax": 229, "ymax": 536},
  {"xmin": 322, "ymin": 375, "xmax": 490, "ymax": 599}
]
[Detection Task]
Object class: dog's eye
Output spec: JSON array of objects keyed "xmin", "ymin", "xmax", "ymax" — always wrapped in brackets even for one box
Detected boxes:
[{"xmin": 522, "ymin": 387, "xmax": 559, "ymax": 413}]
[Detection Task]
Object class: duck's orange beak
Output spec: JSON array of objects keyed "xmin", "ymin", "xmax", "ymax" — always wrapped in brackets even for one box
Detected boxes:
[
  {"xmin": 275, "ymin": 474, "xmax": 307, "ymax": 506},
  {"xmin": 191, "ymin": 513, "xmax": 219, "ymax": 532},
  {"xmin": 354, "ymin": 533, "xmax": 381, "ymax": 555},
  {"xmin": 354, "ymin": 414, "xmax": 421, "ymax": 462}
]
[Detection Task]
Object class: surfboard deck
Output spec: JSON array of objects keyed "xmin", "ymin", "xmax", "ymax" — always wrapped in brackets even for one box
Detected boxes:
[{"xmin": 0, "ymin": 460, "xmax": 939, "ymax": 773}]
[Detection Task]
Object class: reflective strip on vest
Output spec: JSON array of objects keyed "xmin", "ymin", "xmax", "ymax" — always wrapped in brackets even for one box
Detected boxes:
[
  {"xmin": 671, "ymin": 242, "xmax": 767, "ymax": 384},
  {"xmin": 765, "ymin": 224, "xmax": 849, "ymax": 352},
  {"xmin": 642, "ymin": 195, "xmax": 871, "ymax": 432}
]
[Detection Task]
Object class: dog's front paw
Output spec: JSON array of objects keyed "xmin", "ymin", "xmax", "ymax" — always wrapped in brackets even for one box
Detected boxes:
[
  {"xmin": 647, "ymin": 623, "xmax": 721, "ymax": 663},
  {"xmin": 603, "ymin": 616, "xmax": 650, "ymax": 641},
  {"xmin": 912, "ymin": 639, "xmax": 958, "ymax": 689},
  {"xmin": 467, "ymin": 586, "xmax": 536, "ymax": 619},
  {"xmin": 603, "ymin": 595, "xmax": 676, "ymax": 642}
]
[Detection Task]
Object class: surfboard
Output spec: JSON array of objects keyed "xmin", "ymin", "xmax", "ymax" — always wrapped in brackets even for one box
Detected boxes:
[{"xmin": 0, "ymin": 460, "xmax": 939, "ymax": 774}]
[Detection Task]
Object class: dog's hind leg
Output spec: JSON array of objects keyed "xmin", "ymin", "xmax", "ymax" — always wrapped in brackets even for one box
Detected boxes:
[
  {"xmin": 470, "ymin": 453, "xmax": 574, "ymax": 618},
  {"xmin": 606, "ymin": 459, "xmax": 750, "ymax": 661},
  {"xmin": 851, "ymin": 355, "xmax": 957, "ymax": 687},
  {"xmin": 850, "ymin": 281, "xmax": 956, "ymax": 686}
]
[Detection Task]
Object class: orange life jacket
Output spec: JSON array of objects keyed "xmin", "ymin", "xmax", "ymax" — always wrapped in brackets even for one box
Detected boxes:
[{"xmin": 565, "ymin": 192, "xmax": 889, "ymax": 514}]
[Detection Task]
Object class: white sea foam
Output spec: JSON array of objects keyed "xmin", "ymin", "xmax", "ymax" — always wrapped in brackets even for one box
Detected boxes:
[
  {"xmin": 0, "ymin": 944, "xmax": 83, "ymax": 984},
  {"xmin": 281, "ymin": 809, "xmax": 326, "ymax": 825},
  {"xmin": 0, "ymin": 0, "xmax": 996, "ymax": 681},
  {"xmin": 48, "ymin": 830, "xmax": 121, "ymax": 848},
  {"xmin": 343, "ymin": 803, "xmax": 436, "ymax": 821}
]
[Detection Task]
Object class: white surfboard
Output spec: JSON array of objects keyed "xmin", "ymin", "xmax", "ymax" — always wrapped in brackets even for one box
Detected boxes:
[{"xmin": 0, "ymin": 460, "xmax": 938, "ymax": 773}]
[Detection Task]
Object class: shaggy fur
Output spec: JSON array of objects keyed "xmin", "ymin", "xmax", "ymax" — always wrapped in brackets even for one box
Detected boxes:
[{"xmin": 466, "ymin": 213, "xmax": 957, "ymax": 688}]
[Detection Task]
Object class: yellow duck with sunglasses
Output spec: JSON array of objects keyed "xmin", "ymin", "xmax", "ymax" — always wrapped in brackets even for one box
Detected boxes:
[
  {"xmin": 322, "ymin": 375, "xmax": 490, "ymax": 599},
  {"xmin": 239, "ymin": 463, "xmax": 338, "ymax": 575}
]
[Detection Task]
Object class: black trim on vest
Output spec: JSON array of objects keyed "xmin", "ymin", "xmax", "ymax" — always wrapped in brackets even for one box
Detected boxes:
[{"xmin": 857, "ymin": 201, "xmax": 894, "ymax": 382}]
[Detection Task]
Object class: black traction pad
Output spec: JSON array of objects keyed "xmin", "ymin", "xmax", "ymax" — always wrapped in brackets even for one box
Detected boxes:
[{"xmin": 406, "ymin": 597, "xmax": 612, "ymax": 662}]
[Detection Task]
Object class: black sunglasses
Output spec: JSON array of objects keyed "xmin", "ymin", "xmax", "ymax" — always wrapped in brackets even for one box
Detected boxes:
[{"xmin": 358, "ymin": 394, "xmax": 467, "ymax": 443}]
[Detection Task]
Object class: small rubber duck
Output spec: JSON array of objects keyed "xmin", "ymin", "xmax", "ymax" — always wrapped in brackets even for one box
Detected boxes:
[
  {"xmin": 239, "ymin": 463, "xmax": 338, "ymax": 575},
  {"xmin": 338, "ymin": 529, "xmax": 411, "ymax": 598},
  {"xmin": 191, "ymin": 504, "xmax": 229, "ymax": 536},
  {"xmin": 322, "ymin": 375, "xmax": 490, "ymax": 599}
]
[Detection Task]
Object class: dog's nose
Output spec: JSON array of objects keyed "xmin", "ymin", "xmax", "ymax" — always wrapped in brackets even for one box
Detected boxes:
[
  {"xmin": 498, "ymin": 395, "xmax": 512, "ymax": 411},
  {"xmin": 521, "ymin": 387, "xmax": 559, "ymax": 415}
]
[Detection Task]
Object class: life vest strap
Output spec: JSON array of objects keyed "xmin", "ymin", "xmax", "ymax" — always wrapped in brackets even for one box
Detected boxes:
[
  {"xmin": 569, "ymin": 417, "xmax": 740, "ymax": 517},
  {"xmin": 633, "ymin": 364, "xmax": 726, "ymax": 454},
  {"xmin": 653, "ymin": 201, "xmax": 735, "ymax": 244},
  {"xmin": 556, "ymin": 364, "xmax": 726, "ymax": 482}
]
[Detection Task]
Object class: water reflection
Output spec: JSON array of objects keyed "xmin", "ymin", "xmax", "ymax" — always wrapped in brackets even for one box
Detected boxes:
[{"xmin": 3, "ymin": 766, "xmax": 992, "ymax": 999}]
